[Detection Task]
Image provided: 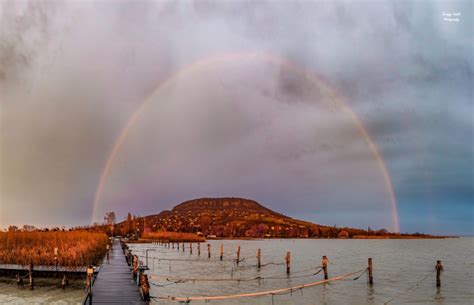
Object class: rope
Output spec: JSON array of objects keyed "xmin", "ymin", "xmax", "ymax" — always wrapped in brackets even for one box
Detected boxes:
[
  {"xmin": 148, "ymin": 269, "xmax": 323, "ymax": 283},
  {"xmin": 148, "ymin": 266, "xmax": 324, "ymax": 284},
  {"xmin": 157, "ymin": 269, "xmax": 365, "ymax": 302},
  {"xmin": 383, "ymin": 269, "xmax": 436, "ymax": 305},
  {"xmin": 136, "ymin": 255, "xmax": 241, "ymax": 264}
]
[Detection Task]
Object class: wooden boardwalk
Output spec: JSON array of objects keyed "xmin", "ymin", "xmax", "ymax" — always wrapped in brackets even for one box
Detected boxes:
[{"xmin": 87, "ymin": 240, "xmax": 148, "ymax": 305}]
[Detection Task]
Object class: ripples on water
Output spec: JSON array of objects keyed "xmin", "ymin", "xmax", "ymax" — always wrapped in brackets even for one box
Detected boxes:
[
  {"xmin": 1, "ymin": 238, "xmax": 473, "ymax": 304},
  {"xmin": 134, "ymin": 238, "xmax": 474, "ymax": 305},
  {"xmin": 0, "ymin": 279, "xmax": 84, "ymax": 304}
]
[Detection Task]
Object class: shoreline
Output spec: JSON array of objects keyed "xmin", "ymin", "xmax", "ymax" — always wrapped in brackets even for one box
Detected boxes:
[{"xmin": 132, "ymin": 235, "xmax": 458, "ymax": 243}]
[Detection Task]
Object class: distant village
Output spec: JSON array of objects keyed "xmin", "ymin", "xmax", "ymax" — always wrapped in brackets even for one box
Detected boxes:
[{"xmin": 4, "ymin": 198, "xmax": 438, "ymax": 239}]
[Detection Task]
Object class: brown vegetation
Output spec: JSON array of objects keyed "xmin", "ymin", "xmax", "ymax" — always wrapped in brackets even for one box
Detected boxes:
[
  {"xmin": 112, "ymin": 197, "xmax": 440, "ymax": 239},
  {"xmin": 0, "ymin": 231, "xmax": 109, "ymax": 266},
  {"xmin": 141, "ymin": 231, "xmax": 205, "ymax": 242}
]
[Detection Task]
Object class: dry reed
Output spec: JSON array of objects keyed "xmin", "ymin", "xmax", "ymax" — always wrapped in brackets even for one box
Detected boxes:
[{"xmin": 0, "ymin": 231, "xmax": 108, "ymax": 266}]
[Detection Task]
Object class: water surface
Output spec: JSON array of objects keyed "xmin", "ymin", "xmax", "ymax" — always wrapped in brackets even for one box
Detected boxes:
[
  {"xmin": 131, "ymin": 238, "xmax": 473, "ymax": 305},
  {"xmin": 1, "ymin": 238, "xmax": 472, "ymax": 304}
]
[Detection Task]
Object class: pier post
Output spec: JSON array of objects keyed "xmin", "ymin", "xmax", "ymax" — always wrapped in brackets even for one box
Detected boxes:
[
  {"xmin": 257, "ymin": 248, "xmax": 261, "ymax": 269},
  {"xmin": 285, "ymin": 252, "xmax": 291, "ymax": 274},
  {"xmin": 207, "ymin": 243, "xmax": 211, "ymax": 258},
  {"xmin": 190, "ymin": 243, "xmax": 193, "ymax": 255},
  {"xmin": 368, "ymin": 258, "xmax": 373, "ymax": 285},
  {"xmin": 86, "ymin": 264, "xmax": 94, "ymax": 304},
  {"xmin": 197, "ymin": 242, "xmax": 201, "ymax": 256},
  {"xmin": 182, "ymin": 242, "xmax": 185, "ymax": 252},
  {"xmin": 436, "ymin": 260, "xmax": 443, "ymax": 288},
  {"xmin": 172, "ymin": 242, "xmax": 174, "ymax": 249},
  {"xmin": 219, "ymin": 244, "xmax": 224, "ymax": 261},
  {"xmin": 16, "ymin": 272, "xmax": 23, "ymax": 287},
  {"xmin": 236, "ymin": 246, "xmax": 241, "ymax": 265},
  {"xmin": 28, "ymin": 263, "xmax": 34, "ymax": 290},
  {"xmin": 177, "ymin": 243, "xmax": 180, "ymax": 251},
  {"xmin": 61, "ymin": 274, "xmax": 68, "ymax": 289},
  {"xmin": 322, "ymin": 256, "xmax": 328, "ymax": 280},
  {"xmin": 132, "ymin": 255, "xmax": 139, "ymax": 283},
  {"xmin": 140, "ymin": 274, "xmax": 150, "ymax": 301}
]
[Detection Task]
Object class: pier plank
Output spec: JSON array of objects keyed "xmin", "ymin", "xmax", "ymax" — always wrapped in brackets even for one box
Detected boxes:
[{"xmin": 88, "ymin": 240, "xmax": 147, "ymax": 305}]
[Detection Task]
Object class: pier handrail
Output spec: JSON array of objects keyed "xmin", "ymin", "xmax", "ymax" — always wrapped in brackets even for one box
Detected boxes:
[{"xmin": 82, "ymin": 272, "xmax": 96, "ymax": 305}]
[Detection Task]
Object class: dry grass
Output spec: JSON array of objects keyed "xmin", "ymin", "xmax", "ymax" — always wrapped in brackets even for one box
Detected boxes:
[
  {"xmin": 141, "ymin": 231, "xmax": 205, "ymax": 242},
  {"xmin": 0, "ymin": 231, "xmax": 109, "ymax": 266}
]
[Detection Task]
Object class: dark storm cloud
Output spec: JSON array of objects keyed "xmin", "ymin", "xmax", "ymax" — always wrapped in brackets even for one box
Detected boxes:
[{"xmin": 1, "ymin": 0, "xmax": 472, "ymax": 234}]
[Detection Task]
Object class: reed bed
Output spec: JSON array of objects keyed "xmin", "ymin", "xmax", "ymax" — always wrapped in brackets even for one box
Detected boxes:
[
  {"xmin": 0, "ymin": 231, "xmax": 109, "ymax": 266},
  {"xmin": 141, "ymin": 231, "xmax": 205, "ymax": 242}
]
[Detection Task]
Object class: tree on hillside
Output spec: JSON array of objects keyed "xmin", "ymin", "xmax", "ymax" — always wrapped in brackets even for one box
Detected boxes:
[
  {"xmin": 104, "ymin": 211, "xmax": 116, "ymax": 225},
  {"xmin": 126, "ymin": 213, "xmax": 133, "ymax": 235}
]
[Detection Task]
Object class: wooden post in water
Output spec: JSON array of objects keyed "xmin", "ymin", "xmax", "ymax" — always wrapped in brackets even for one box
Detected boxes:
[
  {"xmin": 182, "ymin": 242, "xmax": 185, "ymax": 252},
  {"xmin": 172, "ymin": 242, "xmax": 174, "ymax": 249},
  {"xmin": 236, "ymin": 246, "xmax": 241, "ymax": 265},
  {"xmin": 61, "ymin": 274, "xmax": 68, "ymax": 289},
  {"xmin": 177, "ymin": 242, "xmax": 180, "ymax": 251},
  {"xmin": 190, "ymin": 243, "xmax": 193, "ymax": 255},
  {"xmin": 285, "ymin": 252, "xmax": 291, "ymax": 274},
  {"xmin": 132, "ymin": 255, "xmax": 139, "ymax": 283},
  {"xmin": 257, "ymin": 248, "xmax": 261, "ymax": 269},
  {"xmin": 368, "ymin": 258, "xmax": 373, "ymax": 285},
  {"xmin": 140, "ymin": 274, "xmax": 151, "ymax": 301},
  {"xmin": 86, "ymin": 264, "xmax": 94, "ymax": 302},
  {"xmin": 198, "ymin": 242, "xmax": 201, "ymax": 256},
  {"xmin": 16, "ymin": 272, "xmax": 23, "ymax": 287},
  {"xmin": 219, "ymin": 244, "xmax": 224, "ymax": 261},
  {"xmin": 28, "ymin": 263, "xmax": 34, "ymax": 290},
  {"xmin": 436, "ymin": 260, "xmax": 443, "ymax": 288},
  {"xmin": 207, "ymin": 243, "xmax": 211, "ymax": 258},
  {"xmin": 322, "ymin": 256, "xmax": 328, "ymax": 280}
]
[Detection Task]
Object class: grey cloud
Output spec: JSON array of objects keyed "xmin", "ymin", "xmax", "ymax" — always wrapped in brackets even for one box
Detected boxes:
[{"xmin": 1, "ymin": 0, "xmax": 472, "ymax": 233}]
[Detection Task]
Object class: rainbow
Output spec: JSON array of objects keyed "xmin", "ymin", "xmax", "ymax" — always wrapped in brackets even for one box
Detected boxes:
[{"xmin": 91, "ymin": 52, "xmax": 400, "ymax": 232}]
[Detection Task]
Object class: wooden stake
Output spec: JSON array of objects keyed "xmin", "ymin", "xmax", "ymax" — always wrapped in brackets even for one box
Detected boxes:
[
  {"xmin": 198, "ymin": 242, "xmax": 201, "ymax": 256},
  {"xmin": 207, "ymin": 243, "xmax": 211, "ymax": 258},
  {"xmin": 182, "ymin": 242, "xmax": 185, "ymax": 252},
  {"xmin": 436, "ymin": 260, "xmax": 443, "ymax": 288},
  {"xmin": 322, "ymin": 256, "xmax": 328, "ymax": 280},
  {"xmin": 16, "ymin": 272, "xmax": 23, "ymax": 287},
  {"xmin": 257, "ymin": 248, "xmax": 261, "ymax": 269},
  {"xmin": 285, "ymin": 252, "xmax": 291, "ymax": 274},
  {"xmin": 172, "ymin": 242, "xmax": 174, "ymax": 249},
  {"xmin": 177, "ymin": 243, "xmax": 180, "ymax": 251},
  {"xmin": 219, "ymin": 244, "xmax": 224, "ymax": 261},
  {"xmin": 190, "ymin": 243, "xmax": 193, "ymax": 255},
  {"xmin": 29, "ymin": 264, "xmax": 34, "ymax": 290},
  {"xmin": 61, "ymin": 274, "xmax": 68, "ymax": 289},
  {"xmin": 368, "ymin": 258, "xmax": 373, "ymax": 285},
  {"xmin": 236, "ymin": 246, "xmax": 241, "ymax": 264}
]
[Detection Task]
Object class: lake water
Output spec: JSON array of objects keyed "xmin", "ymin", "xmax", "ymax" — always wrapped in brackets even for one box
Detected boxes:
[
  {"xmin": 1, "ymin": 238, "xmax": 473, "ymax": 304},
  {"xmin": 0, "ymin": 278, "xmax": 84, "ymax": 304}
]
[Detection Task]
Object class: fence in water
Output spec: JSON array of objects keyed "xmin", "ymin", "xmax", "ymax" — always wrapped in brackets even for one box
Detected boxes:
[{"xmin": 125, "ymin": 240, "xmax": 446, "ymax": 304}]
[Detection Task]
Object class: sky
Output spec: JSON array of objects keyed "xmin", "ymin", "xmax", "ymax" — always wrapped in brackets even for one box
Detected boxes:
[{"xmin": 1, "ymin": 0, "xmax": 472, "ymax": 235}]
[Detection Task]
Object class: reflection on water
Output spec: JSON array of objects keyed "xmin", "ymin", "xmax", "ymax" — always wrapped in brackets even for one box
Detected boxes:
[{"xmin": 1, "ymin": 238, "xmax": 473, "ymax": 304}]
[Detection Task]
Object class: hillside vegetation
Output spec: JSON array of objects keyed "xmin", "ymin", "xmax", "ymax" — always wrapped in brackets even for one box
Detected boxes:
[{"xmin": 116, "ymin": 197, "xmax": 412, "ymax": 239}]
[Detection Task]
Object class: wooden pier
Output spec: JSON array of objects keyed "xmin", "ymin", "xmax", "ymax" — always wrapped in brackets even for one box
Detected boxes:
[{"xmin": 84, "ymin": 239, "xmax": 148, "ymax": 305}]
